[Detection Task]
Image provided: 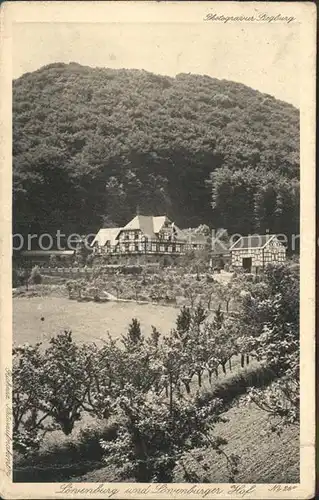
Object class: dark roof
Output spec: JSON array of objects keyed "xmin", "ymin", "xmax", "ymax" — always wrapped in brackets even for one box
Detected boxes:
[
  {"xmin": 21, "ymin": 250, "xmax": 74, "ymax": 256},
  {"xmin": 230, "ymin": 234, "xmax": 277, "ymax": 251}
]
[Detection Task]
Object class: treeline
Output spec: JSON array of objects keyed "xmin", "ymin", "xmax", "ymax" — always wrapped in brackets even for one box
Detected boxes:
[
  {"xmin": 210, "ymin": 166, "xmax": 299, "ymax": 236},
  {"xmin": 13, "ymin": 63, "xmax": 299, "ymax": 239}
]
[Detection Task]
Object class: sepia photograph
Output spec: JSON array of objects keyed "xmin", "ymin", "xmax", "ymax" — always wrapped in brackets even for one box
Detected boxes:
[{"xmin": 0, "ymin": 1, "xmax": 316, "ymax": 499}]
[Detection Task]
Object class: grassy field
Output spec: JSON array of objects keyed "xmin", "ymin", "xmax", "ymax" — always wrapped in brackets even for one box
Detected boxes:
[
  {"xmin": 13, "ymin": 296, "xmax": 179, "ymax": 346},
  {"xmin": 176, "ymin": 401, "xmax": 299, "ymax": 483}
]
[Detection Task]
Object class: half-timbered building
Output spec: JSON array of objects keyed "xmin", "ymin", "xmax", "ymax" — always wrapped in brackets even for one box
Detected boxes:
[
  {"xmin": 229, "ymin": 234, "xmax": 286, "ymax": 273},
  {"xmin": 92, "ymin": 215, "xmax": 207, "ymax": 259}
]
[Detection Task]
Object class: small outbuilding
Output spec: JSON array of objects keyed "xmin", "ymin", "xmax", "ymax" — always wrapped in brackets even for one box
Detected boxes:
[{"xmin": 229, "ymin": 234, "xmax": 286, "ymax": 273}]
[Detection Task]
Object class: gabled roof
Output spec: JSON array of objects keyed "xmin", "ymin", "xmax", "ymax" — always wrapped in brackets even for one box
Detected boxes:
[
  {"xmin": 91, "ymin": 228, "xmax": 122, "ymax": 247},
  {"xmin": 121, "ymin": 215, "xmax": 186, "ymax": 240},
  {"xmin": 123, "ymin": 215, "xmax": 157, "ymax": 238},
  {"xmin": 229, "ymin": 234, "xmax": 278, "ymax": 251},
  {"xmin": 153, "ymin": 216, "xmax": 169, "ymax": 234}
]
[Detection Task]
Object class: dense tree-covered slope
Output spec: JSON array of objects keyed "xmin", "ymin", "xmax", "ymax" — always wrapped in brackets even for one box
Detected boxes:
[{"xmin": 13, "ymin": 62, "xmax": 299, "ymax": 238}]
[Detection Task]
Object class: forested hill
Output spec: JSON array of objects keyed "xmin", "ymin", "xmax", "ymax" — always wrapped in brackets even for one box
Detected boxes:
[{"xmin": 13, "ymin": 62, "xmax": 299, "ymax": 238}]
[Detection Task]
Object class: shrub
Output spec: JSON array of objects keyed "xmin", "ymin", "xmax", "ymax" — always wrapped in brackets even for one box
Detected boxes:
[
  {"xmin": 29, "ymin": 266, "xmax": 42, "ymax": 284},
  {"xmin": 13, "ymin": 421, "xmax": 119, "ymax": 482},
  {"xmin": 49, "ymin": 255, "xmax": 58, "ymax": 268},
  {"xmin": 12, "ymin": 268, "xmax": 21, "ymax": 287},
  {"xmin": 199, "ymin": 365, "xmax": 278, "ymax": 409}
]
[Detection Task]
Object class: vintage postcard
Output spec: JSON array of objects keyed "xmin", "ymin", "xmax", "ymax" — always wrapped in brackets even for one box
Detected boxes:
[{"xmin": 0, "ymin": 1, "xmax": 316, "ymax": 499}]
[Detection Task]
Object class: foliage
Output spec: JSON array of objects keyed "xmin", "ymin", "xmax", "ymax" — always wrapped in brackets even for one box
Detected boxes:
[
  {"xmin": 49, "ymin": 254, "xmax": 58, "ymax": 267},
  {"xmin": 13, "ymin": 331, "xmax": 92, "ymax": 453},
  {"xmin": 13, "ymin": 262, "xmax": 299, "ymax": 479},
  {"xmin": 12, "ymin": 268, "xmax": 22, "ymax": 288},
  {"xmin": 12, "ymin": 304, "xmax": 244, "ymax": 480},
  {"xmin": 210, "ymin": 166, "xmax": 299, "ymax": 237},
  {"xmin": 16, "ymin": 268, "xmax": 30, "ymax": 290},
  {"xmin": 235, "ymin": 264, "xmax": 299, "ymax": 433},
  {"xmin": 13, "ymin": 63, "xmax": 299, "ymax": 239},
  {"xmin": 29, "ymin": 266, "xmax": 42, "ymax": 284},
  {"xmin": 13, "ymin": 342, "xmax": 48, "ymax": 454},
  {"xmin": 100, "ymin": 391, "xmax": 234, "ymax": 482},
  {"xmin": 247, "ymin": 378, "xmax": 299, "ymax": 434}
]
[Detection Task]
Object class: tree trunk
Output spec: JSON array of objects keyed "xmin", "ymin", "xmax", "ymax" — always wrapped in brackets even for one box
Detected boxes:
[
  {"xmin": 169, "ymin": 373, "xmax": 173, "ymax": 415},
  {"xmin": 246, "ymin": 354, "xmax": 250, "ymax": 365},
  {"xmin": 132, "ymin": 429, "xmax": 151, "ymax": 482},
  {"xmin": 197, "ymin": 371, "xmax": 202, "ymax": 387},
  {"xmin": 222, "ymin": 362, "xmax": 226, "ymax": 375},
  {"xmin": 241, "ymin": 354, "xmax": 245, "ymax": 368},
  {"xmin": 184, "ymin": 381, "xmax": 191, "ymax": 394},
  {"xmin": 228, "ymin": 357, "xmax": 232, "ymax": 371}
]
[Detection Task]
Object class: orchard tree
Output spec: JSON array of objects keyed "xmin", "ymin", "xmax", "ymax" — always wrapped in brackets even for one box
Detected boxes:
[
  {"xmin": 13, "ymin": 342, "xmax": 50, "ymax": 454},
  {"xmin": 18, "ymin": 268, "xmax": 30, "ymax": 291},
  {"xmin": 12, "ymin": 331, "xmax": 92, "ymax": 453},
  {"xmin": 113, "ymin": 277, "xmax": 124, "ymax": 300},
  {"xmin": 238, "ymin": 263, "xmax": 300, "ymax": 433},
  {"xmin": 39, "ymin": 331, "xmax": 91, "ymax": 435},
  {"xmin": 100, "ymin": 389, "xmax": 238, "ymax": 483},
  {"xmin": 122, "ymin": 318, "xmax": 143, "ymax": 348},
  {"xmin": 202, "ymin": 283, "xmax": 219, "ymax": 311}
]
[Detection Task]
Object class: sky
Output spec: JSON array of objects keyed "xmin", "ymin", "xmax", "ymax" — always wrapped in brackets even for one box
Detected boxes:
[{"xmin": 12, "ymin": 22, "xmax": 300, "ymax": 107}]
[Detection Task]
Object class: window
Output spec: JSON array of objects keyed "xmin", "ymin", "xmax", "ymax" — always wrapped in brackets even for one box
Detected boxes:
[
  {"xmin": 134, "ymin": 232, "xmax": 139, "ymax": 239},
  {"xmin": 135, "ymin": 244, "xmax": 139, "ymax": 252}
]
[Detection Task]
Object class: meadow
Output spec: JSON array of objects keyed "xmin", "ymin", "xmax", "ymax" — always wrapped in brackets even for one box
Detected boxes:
[{"xmin": 13, "ymin": 296, "xmax": 179, "ymax": 346}]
